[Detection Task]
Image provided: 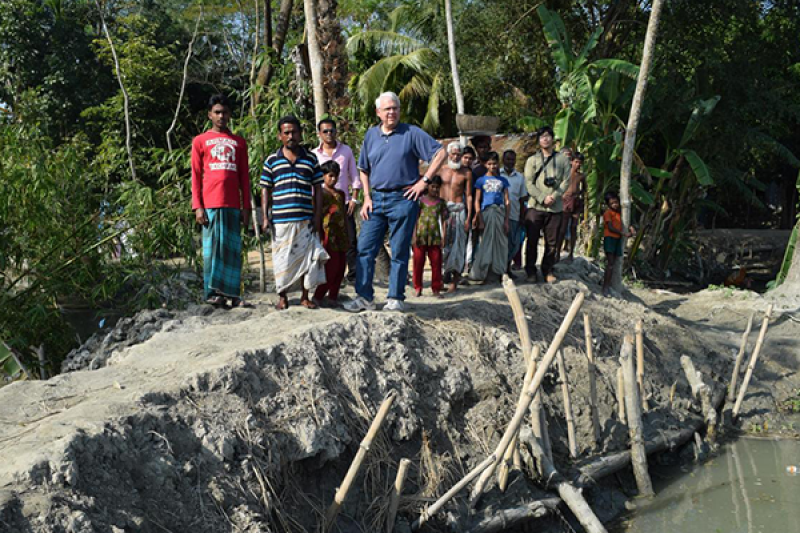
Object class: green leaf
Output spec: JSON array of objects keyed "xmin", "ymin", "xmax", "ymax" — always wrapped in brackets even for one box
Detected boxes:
[
  {"xmin": 590, "ymin": 59, "xmax": 640, "ymax": 79},
  {"xmin": 647, "ymin": 167, "xmax": 672, "ymax": 179},
  {"xmin": 682, "ymin": 149, "xmax": 714, "ymax": 186},
  {"xmin": 554, "ymin": 107, "xmax": 577, "ymax": 146},
  {"xmin": 0, "ymin": 343, "xmax": 20, "ymax": 377},
  {"xmin": 631, "ymin": 180, "xmax": 654, "ymax": 205},
  {"xmin": 537, "ymin": 5, "xmax": 573, "ymax": 72},
  {"xmin": 575, "ymin": 27, "xmax": 603, "ymax": 68},
  {"xmin": 679, "ymin": 96, "xmax": 720, "ymax": 149}
]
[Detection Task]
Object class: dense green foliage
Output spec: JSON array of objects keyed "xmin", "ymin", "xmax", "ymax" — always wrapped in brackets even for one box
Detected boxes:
[{"xmin": 1, "ymin": 0, "xmax": 799, "ymax": 375}]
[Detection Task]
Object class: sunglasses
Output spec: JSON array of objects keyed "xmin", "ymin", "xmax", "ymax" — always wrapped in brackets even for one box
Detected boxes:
[{"xmin": 321, "ymin": 128, "xmax": 336, "ymax": 134}]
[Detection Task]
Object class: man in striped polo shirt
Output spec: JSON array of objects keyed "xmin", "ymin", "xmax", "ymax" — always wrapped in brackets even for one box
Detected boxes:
[{"xmin": 261, "ymin": 116, "xmax": 329, "ymax": 310}]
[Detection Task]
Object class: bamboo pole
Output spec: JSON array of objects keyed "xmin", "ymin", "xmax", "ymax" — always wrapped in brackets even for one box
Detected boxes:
[
  {"xmin": 412, "ymin": 455, "xmax": 497, "ymax": 531},
  {"xmin": 680, "ymin": 355, "xmax": 717, "ymax": 446},
  {"xmin": 557, "ymin": 350, "xmax": 578, "ymax": 458},
  {"xmin": 469, "ymin": 293, "xmax": 585, "ymax": 508},
  {"xmin": 584, "ymin": 314, "xmax": 601, "ymax": 448},
  {"xmin": 502, "ymin": 275, "xmax": 532, "ymax": 364},
  {"xmin": 616, "ymin": 367, "xmax": 626, "ymax": 424},
  {"xmin": 37, "ymin": 344, "xmax": 47, "ymax": 380},
  {"xmin": 635, "ymin": 320, "xmax": 649, "ymax": 411},
  {"xmin": 519, "ymin": 428, "xmax": 608, "ymax": 533},
  {"xmin": 733, "ymin": 305, "xmax": 773, "ymax": 419},
  {"xmin": 728, "ymin": 312, "xmax": 755, "ymax": 403},
  {"xmin": 252, "ymin": 208, "xmax": 266, "ymax": 292},
  {"xmin": 527, "ymin": 346, "xmax": 552, "ymax": 469},
  {"xmin": 620, "ymin": 335, "xmax": 654, "ymax": 497},
  {"xmin": 386, "ymin": 458, "xmax": 411, "ymax": 533},
  {"xmin": 499, "ymin": 354, "xmax": 537, "ymax": 491},
  {"xmin": 325, "ymin": 391, "xmax": 397, "ymax": 530}
]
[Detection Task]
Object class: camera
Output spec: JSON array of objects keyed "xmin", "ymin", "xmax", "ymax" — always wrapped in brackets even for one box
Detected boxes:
[{"xmin": 544, "ymin": 177, "xmax": 556, "ymax": 188}]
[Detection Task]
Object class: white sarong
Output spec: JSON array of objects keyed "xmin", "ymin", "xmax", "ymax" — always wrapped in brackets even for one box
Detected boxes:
[{"xmin": 272, "ymin": 221, "xmax": 329, "ymax": 294}]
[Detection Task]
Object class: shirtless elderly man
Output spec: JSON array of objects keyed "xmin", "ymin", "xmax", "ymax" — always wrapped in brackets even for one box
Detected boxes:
[{"xmin": 439, "ymin": 142, "xmax": 473, "ymax": 292}]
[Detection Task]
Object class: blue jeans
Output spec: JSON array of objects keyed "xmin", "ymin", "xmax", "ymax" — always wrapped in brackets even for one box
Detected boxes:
[{"xmin": 356, "ymin": 190, "xmax": 419, "ymax": 301}]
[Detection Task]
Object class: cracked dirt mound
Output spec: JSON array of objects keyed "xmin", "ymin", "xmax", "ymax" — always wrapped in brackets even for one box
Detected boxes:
[{"xmin": 1, "ymin": 262, "xmax": 792, "ymax": 533}]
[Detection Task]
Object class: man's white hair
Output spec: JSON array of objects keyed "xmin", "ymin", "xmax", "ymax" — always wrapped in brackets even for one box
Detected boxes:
[
  {"xmin": 447, "ymin": 141, "xmax": 463, "ymax": 153},
  {"xmin": 375, "ymin": 91, "xmax": 401, "ymax": 110}
]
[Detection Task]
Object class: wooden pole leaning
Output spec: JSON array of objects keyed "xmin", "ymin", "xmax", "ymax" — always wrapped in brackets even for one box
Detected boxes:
[
  {"xmin": 616, "ymin": 367, "xmax": 626, "ymax": 425},
  {"xmin": 557, "ymin": 350, "xmax": 578, "ymax": 458},
  {"xmin": 527, "ymin": 345, "xmax": 552, "ymax": 469},
  {"xmin": 519, "ymin": 428, "xmax": 608, "ymax": 533},
  {"xmin": 502, "ymin": 275, "xmax": 532, "ymax": 364},
  {"xmin": 251, "ymin": 208, "xmax": 266, "ymax": 293},
  {"xmin": 386, "ymin": 458, "xmax": 411, "ymax": 533},
  {"xmin": 620, "ymin": 335, "xmax": 654, "ymax": 497},
  {"xmin": 733, "ymin": 305, "xmax": 773, "ymax": 419},
  {"xmin": 499, "ymin": 354, "xmax": 537, "ymax": 491},
  {"xmin": 469, "ymin": 292, "xmax": 585, "ymax": 509},
  {"xmin": 635, "ymin": 320, "xmax": 648, "ymax": 411},
  {"xmin": 680, "ymin": 355, "xmax": 717, "ymax": 446},
  {"xmin": 325, "ymin": 391, "xmax": 397, "ymax": 530},
  {"xmin": 584, "ymin": 314, "xmax": 601, "ymax": 448},
  {"xmin": 728, "ymin": 312, "xmax": 755, "ymax": 403},
  {"xmin": 411, "ymin": 455, "xmax": 497, "ymax": 531}
]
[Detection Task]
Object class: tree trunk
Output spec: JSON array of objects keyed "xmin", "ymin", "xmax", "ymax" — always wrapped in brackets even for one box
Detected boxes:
[
  {"xmin": 317, "ymin": 0, "xmax": 349, "ymax": 112},
  {"xmin": 304, "ymin": 0, "xmax": 327, "ymax": 124},
  {"xmin": 445, "ymin": 0, "xmax": 464, "ymax": 115},
  {"xmin": 777, "ymin": 223, "xmax": 800, "ymax": 297},
  {"xmin": 613, "ymin": 0, "xmax": 665, "ymax": 291},
  {"xmin": 254, "ymin": 0, "xmax": 293, "ymax": 103}
]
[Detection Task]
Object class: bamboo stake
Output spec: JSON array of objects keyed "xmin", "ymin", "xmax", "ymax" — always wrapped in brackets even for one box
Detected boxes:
[
  {"xmin": 620, "ymin": 335, "xmax": 654, "ymax": 497},
  {"xmin": 527, "ymin": 346, "xmax": 552, "ymax": 469},
  {"xmin": 584, "ymin": 314, "xmax": 601, "ymax": 448},
  {"xmin": 502, "ymin": 275, "xmax": 532, "ymax": 364},
  {"xmin": 635, "ymin": 320, "xmax": 649, "ymax": 411},
  {"xmin": 680, "ymin": 355, "xmax": 717, "ymax": 446},
  {"xmin": 728, "ymin": 312, "xmax": 755, "ymax": 403},
  {"xmin": 37, "ymin": 344, "xmax": 47, "ymax": 380},
  {"xmin": 499, "ymin": 354, "xmax": 537, "ymax": 491},
  {"xmin": 616, "ymin": 367, "xmax": 626, "ymax": 424},
  {"xmin": 519, "ymin": 428, "xmax": 608, "ymax": 533},
  {"xmin": 386, "ymin": 458, "xmax": 411, "ymax": 533},
  {"xmin": 733, "ymin": 305, "xmax": 773, "ymax": 419},
  {"xmin": 325, "ymin": 391, "xmax": 397, "ymax": 530},
  {"xmin": 411, "ymin": 455, "xmax": 497, "ymax": 531},
  {"xmin": 469, "ymin": 293, "xmax": 585, "ymax": 508},
  {"xmin": 668, "ymin": 380, "xmax": 677, "ymax": 409},
  {"xmin": 252, "ymin": 208, "xmax": 266, "ymax": 292},
  {"xmin": 557, "ymin": 350, "xmax": 578, "ymax": 458}
]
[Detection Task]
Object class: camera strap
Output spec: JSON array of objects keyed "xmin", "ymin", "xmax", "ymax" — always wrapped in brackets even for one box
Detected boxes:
[{"xmin": 534, "ymin": 152, "xmax": 556, "ymax": 183}]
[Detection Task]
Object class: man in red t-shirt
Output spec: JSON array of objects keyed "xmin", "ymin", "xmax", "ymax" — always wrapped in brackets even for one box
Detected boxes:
[{"xmin": 191, "ymin": 94, "xmax": 252, "ymax": 307}]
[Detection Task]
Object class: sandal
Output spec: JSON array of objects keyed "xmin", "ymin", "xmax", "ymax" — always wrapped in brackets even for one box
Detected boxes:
[{"xmin": 300, "ymin": 299, "xmax": 318, "ymax": 309}]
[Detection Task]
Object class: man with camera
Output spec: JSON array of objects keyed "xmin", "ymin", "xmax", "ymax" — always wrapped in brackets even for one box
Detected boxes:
[{"xmin": 523, "ymin": 126, "xmax": 571, "ymax": 283}]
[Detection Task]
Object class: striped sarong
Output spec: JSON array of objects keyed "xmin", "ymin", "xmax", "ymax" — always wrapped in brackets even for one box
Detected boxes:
[
  {"xmin": 469, "ymin": 205, "xmax": 508, "ymax": 281},
  {"xmin": 273, "ymin": 221, "xmax": 329, "ymax": 294},
  {"xmin": 203, "ymin": 208, "xmax": 242, "ymax": 299},
  {"xmin": 443, "ymin": 202, "xmax": 468, "ymax": 275}
]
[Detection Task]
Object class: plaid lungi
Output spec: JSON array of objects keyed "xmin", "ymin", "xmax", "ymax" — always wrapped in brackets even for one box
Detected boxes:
[{"xmin": 203, "ymin": 208, "xmax": 242, "ymax": 299}]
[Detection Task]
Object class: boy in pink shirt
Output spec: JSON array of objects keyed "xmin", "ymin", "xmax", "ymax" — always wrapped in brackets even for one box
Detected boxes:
[{"xmin": 191, "ymin": 94, "xmax": 252, "ymax": 307}]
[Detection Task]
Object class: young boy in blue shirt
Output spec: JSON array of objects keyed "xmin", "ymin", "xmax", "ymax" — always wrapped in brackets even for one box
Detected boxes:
[{"xmin": 470, "ymin": 152, "xmax": 510, "ymax": 282}]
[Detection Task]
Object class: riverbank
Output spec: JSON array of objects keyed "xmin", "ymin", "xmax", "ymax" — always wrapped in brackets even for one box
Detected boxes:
[{"xmin": 1, "ymin": 257, "xmax": 798, "ymax": 532}]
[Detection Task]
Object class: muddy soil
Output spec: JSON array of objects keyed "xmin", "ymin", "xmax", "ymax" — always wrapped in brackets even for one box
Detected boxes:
[{"xmin": 2, "ymin": 257, "xmax": 798, "ymax": 533}]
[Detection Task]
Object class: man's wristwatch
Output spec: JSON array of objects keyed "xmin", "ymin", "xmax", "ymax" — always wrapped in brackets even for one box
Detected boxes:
[{"xmin": 422, "ymin": 176, "xmax": 431, "ymax": 184}]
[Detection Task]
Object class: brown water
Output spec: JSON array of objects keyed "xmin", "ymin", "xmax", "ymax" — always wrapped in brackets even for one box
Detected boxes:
[{"xmin": 611, "ymin": 438, "xmax": 800, "ymax": 533}]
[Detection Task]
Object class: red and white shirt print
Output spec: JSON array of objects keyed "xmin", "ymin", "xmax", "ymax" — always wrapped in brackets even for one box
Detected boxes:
[{"xmin": 191, "ymin": 130, "xmax": 252, "ymax": 211}]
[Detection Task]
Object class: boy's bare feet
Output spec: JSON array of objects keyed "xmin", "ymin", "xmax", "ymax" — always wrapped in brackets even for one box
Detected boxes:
[
  {"xmin": 433, "ymin": 291, "xmax": 443, "ymax": 298},
  {"xmin": 447, "ymin": 282, "xmax": 457, "ymax": 293},
  {"xmin": 546, "ymin": 274, "xmax": 557, "ymax": 284}
]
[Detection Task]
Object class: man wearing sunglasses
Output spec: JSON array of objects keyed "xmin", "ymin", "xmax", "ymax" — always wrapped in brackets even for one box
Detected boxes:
[{"xmin": 313, "ymin": 118, "xmax": 361, "ymax": 281}]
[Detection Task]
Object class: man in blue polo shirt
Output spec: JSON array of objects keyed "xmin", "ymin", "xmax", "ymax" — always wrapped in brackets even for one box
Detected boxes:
[
  {"xmin": 344, "ymin": 92, "xmax": 448, "ymax": 312},
  {"xmin": 261, "ymin": 116, "xmax": 328, "ymax": 311}
]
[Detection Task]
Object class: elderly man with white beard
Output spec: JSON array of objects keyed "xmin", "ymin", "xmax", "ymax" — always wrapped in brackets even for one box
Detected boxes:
[{"xmin": 439, "ymin": 142, "xmax": 473, "ymax": 292}]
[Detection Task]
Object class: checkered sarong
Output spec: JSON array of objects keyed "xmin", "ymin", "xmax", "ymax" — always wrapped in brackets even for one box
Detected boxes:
[{"xmin": 203, "ymin": 208, "xmax": 242, "ymax": 299}]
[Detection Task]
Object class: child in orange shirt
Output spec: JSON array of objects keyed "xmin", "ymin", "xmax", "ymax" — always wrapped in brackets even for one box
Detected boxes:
[{"xmin": 602, "ymin": 191, "xmax": 634, "ymax": 297}]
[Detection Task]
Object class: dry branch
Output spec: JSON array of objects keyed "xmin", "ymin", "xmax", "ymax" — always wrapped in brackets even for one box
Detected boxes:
[
  {"xmin": 464, "ymin": 497, "xmax": 561, "ymax": 533},
  {"xmin": 325, "ymin": 391, "xmax": 397, "ymax": 530},
  {"xmin": 386, "ymin": 458, "xmax": 411, "ymax": 533},
  {"xmin": 680, "ymin": 355, "xmax": 717, "ymax": 446},
  {"xmin": 498, "ymin": 354, "xmax": 537, "ymax": 491},
  {"xmin": 728, "ymin": 312, "xmax": 754, "ymax": 403},
  {"xmin": 167, "ymin": 8, "xmax": 202, "ymax": 151},
  {"xmin": 469, "ymin": 293, "xmax": 585, "ymax": 508},
  {"xmin": 733, "ymin": 305, "xmax": 773, "ymax": 419},
  {"xmin": 635, "ymin": 320, "xmax": 648, "ymax": 411},
  {"xmin": 620, "ymin": 335, "xmax": 654, "ymax": 497},
  {"xmin": 252, "ymin": 208, "xmax": 266, "ymax": 292},
  {"xmin": 584, "ymin": 314, "xmax": 601, "ymax": 447},
  {"xmin": 616, "ymin": 367, "xmax": 626, "ymax": 424}
]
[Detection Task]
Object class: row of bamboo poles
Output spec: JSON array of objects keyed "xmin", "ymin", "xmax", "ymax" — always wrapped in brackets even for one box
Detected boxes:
[{"xmin": 321, "ymin": 280, "xmax": 774, "ymax": 533}]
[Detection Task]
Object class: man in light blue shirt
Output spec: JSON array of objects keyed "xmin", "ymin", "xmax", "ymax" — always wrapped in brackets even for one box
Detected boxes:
[
  {"xmin": 501, "ymin": 149, "xmax": 528, "ymax": 274},
  {"xmin": 344, "ymin": 92, "xmax": 448, "ymax": 312}
]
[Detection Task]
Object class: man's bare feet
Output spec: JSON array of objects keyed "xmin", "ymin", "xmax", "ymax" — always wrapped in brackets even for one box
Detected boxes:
[
  {"xmin": 546, "ymin": 274, "xmax": 557, "ymax": 284},
  {"xmin": 433, "ymin": 291, "xmax": 443, "ymax": 298},
  {"xmin": 447, "ymin": 282, "xmax": 457, "ymax": 293},
  {"xmin": 300, "ymin": 299, "xmax": 318, "ymax": 309},
  {"xmin": 276, "ymin": 296, "xmax": 289, "ymax": 310}
]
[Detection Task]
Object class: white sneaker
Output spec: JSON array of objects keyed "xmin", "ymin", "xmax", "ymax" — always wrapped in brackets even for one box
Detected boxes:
[
  {"xmin": 344, "ymin": 296, "xmax": 375, "ymax": 312},
  {"xmin": 383, "ymin": 298, "xmax": 405, "ymax": 312}
]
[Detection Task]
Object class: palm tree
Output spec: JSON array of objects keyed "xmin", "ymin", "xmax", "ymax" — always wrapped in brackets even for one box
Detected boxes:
[{"xmin": 346, "ymin": 2, "xmax": 448, "ymax": 132}]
